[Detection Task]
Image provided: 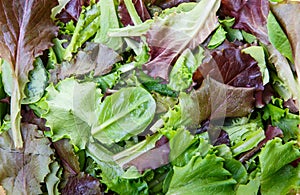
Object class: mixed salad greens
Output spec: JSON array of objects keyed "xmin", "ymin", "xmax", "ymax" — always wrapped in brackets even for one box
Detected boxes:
[{"xmin": 0, "ymin": 0, "xmax": 300, "ymax": 194}]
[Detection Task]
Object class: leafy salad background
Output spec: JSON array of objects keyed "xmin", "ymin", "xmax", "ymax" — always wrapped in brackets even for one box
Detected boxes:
[{"xmin": 0, "ymin": 0, "xmax": 300, "ymax": 194}]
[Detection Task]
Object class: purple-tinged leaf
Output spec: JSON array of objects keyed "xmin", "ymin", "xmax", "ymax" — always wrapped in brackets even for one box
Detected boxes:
[
  {"xmin": 239, "ymin": 125, "xmax": 283, "ymax": 162},
  {"xmin": 154, "ymin": 0, "xmax": 196, "ymax": 9},
  {"xmin": 143, "ymin": 0, "xmax": 220, "ymax": 80},
  {"xmin": 191, "ymin": 77, "xmax": 255, "ymax": 124},
  {"xmin": 219, "ymin": 0, "xmax": 270, "ymax": 44},
  {"xmin": 124, "ymin": 136, "xmax": 170, "ymax": 173},
  {"xmin": 56, "ymin": 0, "xmax": 90, "ymax": 23},
  {"xmin": 198, "ymin": 46, "xmax": 263, "ymax": 89},
  {"xmin": 119, "ymin": 0, "xmax": 151, "ymax": 26},
  {"xmin": 0, "ymin": 0, "xmax": 59, "ymax": 148},
  {"xmin": 61, "ymin": 172, "xmax": 102, "ymax": 195}
]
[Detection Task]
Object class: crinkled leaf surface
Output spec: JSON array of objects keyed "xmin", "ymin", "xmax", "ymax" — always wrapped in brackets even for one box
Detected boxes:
[
  {"xmin": 62, "ymin": 172, "xmax": 102, "ymax": 194},
  {"xmin": 198, "ymin": 45, "xmax": 263, "ymax": 89},
  {"xmin": 143, "ymin": 0, "xmax": 220, "ymax": 80},
  {"xmin": 42, "ymin": 78, "xmax": 101, "ymax": 149},
  {"xmin": 0, "ymin": 124, "xmax": 54, "ymax": 194},
  {"xmin": 167, "ymin": 154, "xmax": 236, "ymax": 195},
  {"xmin": 219, "ymin": 0, "xmax": 270, "ymax": 44},
  {"xmin": 92, "ymin": 87, "xmax": 156, "ymax": 144},
  {"xmin": 51, "ymin": 43, "xmax": 122, "ymax": 82},
  {"xmin": 0, "ymin": 0, "xmax": 58, "ymax": 148},
  {"xmin": 259, "ymin": 138, "xmax": 300, "ymax": 194},
  {"xmin": 191, "ymin": 77, "xmax": 255, "ymax": 124}
]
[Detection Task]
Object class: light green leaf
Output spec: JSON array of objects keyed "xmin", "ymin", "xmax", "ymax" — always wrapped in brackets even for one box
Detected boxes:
[
  {"xmin": 41, "ymin": 78, "xmax": 102, "ymax": 149},
  {"xmin": 219, "ymin": 17, "xmax": 243, "ymax": 41},
  {"xmin": 64, "ymin": 3, "xmax": 101, "ymax": 60},
  {"xmin": 242, "ymin": 46, "xmax": 269, "ymax": 85},
  {"xmin": 168, "ymin": 46, "xmax": 204, "ymax": 91},
  {"xmin": 22, "ymin": 58, "xmax": 48, "ymax": 104},
  {"xmin": 267, "ymin": 11, "xmax": 294, "ymax": 63},
  {"xmin": 167, "ymin": 154, "xmax": 236, "ymax": 195},
  {"xmin": 260, "ymin": 138, "xmax": 300, "ymax": 179},
  {"xmin": 92, "ymin": 87, "xmax": 156, "ymax": 144},
  {"xmin": 45, "ymin": 162, "xmax": 61, "ymax": 195},
  {"xmin": 259, "ymin": 138, "xmax": 300, "ymax": 194},
  {"xmin": 94, "ymin": 0, "xmax": 123, "ymax": 51},
  {"xmin": 51, "ymin": 0, "xmax": 72, "ymax": 19},
  {"xmin": 242, "ymin": 30, "xmax": 257, "ymax": 44},
  {"xmin": 208, "ymin": 25, "xmax": 227, "ymax": 49},
  {"xmin": 169, "ymin": 128, "xmax": 194, "ymax": 163},
  {"xmin": 108, "ymin": 20, "xmax": 153, "ymax": 38},
  {"xmin": 163, "ymin": 92, "xmax": 200, "ymax": 130}
]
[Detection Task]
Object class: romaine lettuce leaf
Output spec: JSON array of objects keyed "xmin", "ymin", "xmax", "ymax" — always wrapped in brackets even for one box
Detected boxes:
[{"xmin": 92, "ymin": 87, "xmax": 156, "ymax": 144}]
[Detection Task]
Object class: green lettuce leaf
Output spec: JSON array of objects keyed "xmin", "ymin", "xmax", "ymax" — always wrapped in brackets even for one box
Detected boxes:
[
  {"xmin": 168, "ymin": 46, "xmax": 204, "ymax": 91},
  {"xmin": 267, "ymin": 11, "xmax": 294, "ymax": 64},
  {"xmin": 40, "ymin": 78, "xmax": 102, "ymax": 149},
  {"xmin": 167, "ymin": 154, "xmax": 236, "ymax": 195},
  {"xmin": 92, "ymin": 87, "xmax": 156, "ymax": 144},
  {"xmin": 259, "ymin": 138, "xmax": 300, "ymax": 194},
  {"xmin": 208, "ymin": 25, "xmax": 227, "ymax": 49},
  {"xmin": 94, "ymin": 0, "xmax": 123, "ymax": 51},
  {"xmin": 0, "ymin": 124, "xmax": 55, "ymax": 194},
  {"xmin": 64, "ymin": 2, "xmax": 101, "ymax": 60},
  {"xmin": 45, "ymin": 162, "xmax": 62, "ymax": 195},
  {"xmin": 263, "ymin": 102, "xmax": 300, "ymax": 141}
]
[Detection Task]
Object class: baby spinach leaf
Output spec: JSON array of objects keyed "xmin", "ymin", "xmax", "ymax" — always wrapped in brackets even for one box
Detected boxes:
[{"xmin": 92, "ymin": 87, "xmax": 156, "ymax": 144}]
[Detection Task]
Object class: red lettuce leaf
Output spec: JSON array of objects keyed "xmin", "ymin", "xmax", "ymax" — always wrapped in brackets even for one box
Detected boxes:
[
  {"xmin": 61, "ymin": 172, "xmax": 102, "ymax": 195},
  {"xmin": 0, "ymin": 0, "xmax": 59, "ymax": 148},
  {"xmin": 192, "ymin": 77, "xmax": 255, "ymax": 124},
  {"xmin": 56, "ymin": 0, "xmax": 91, "ymax": 23},
  {"xmin": 239, "ymin": 125, "xmax": 283, "ymax": 162},
  {"xmin": 118, "ymin": 0, "xmax": 151, "ymax": 26},
  {"xmin": 124, "ymin": 136, "xmax": 170, "ymax": 173},
  {"xmin": 219, "ymin": 0, "xmax": 270, "ymax": 44},
  {"xmin": 145, "ymin": 0, "xmax": 196, "ymax": 9},
  {"xmin": 195, "ymin": 44, "xmax": 263, "ymax": 90},
  {"xmin": 143, "ymin": 0, "xmax": 220, "ymax": 80}
]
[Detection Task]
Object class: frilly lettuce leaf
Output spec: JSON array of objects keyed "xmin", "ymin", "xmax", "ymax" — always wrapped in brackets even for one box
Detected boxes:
[
  {"xmin": 168, "ymin": 46, "xmax": 204, "ymax": 91},
  {"xmin": 0, "ymin": 0, "xmax": 59, "ymax": 148},
  {"xmin": 167, "ymin": 153, "xmax": 236, "ymax": 195},
  {"xmin": 259, "ymin": 138, "xmax": 300, "ymax": 194},
  {"xmin": 64, "ymin": 2, "xmax": 101, "ymax": 60},
  {"xmin": 143, "ymin": 0, "xmax": 220, "ymax": 80},
  {"xmin": 38, "ymin": 78, "xmax": 102, "ymax": 149},
  {"xmin": 0, "ymin": 124, "xmax": 55, "ymax": 194}
]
